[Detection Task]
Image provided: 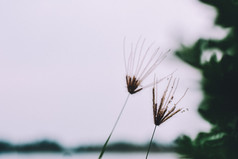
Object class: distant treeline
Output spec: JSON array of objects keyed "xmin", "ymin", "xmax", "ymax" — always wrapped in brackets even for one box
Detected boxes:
[
  {"xmin": 0, "ymin": 140, "xmax": 62, "ymax": 153},
  {"xmin": 0, "ymin": 140, "xmax": 175, "ymax": 153},
  {"xmin": 77, "ymin": 141, "xmax": 175, "ymax": 153}
]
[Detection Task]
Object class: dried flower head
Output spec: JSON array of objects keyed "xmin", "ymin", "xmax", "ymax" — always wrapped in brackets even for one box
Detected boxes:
[
  {"xmin": 124, "ymin": 38, "xmax": 170, "ymax": 94},
  {"xmin": 152, "ymin": 76, "xmax": 188, "ymax": 126}
]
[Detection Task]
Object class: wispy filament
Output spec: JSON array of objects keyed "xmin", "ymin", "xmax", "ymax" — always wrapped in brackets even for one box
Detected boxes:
[{"xmin": 124, "ymin": 38, "xmax": 170, "ymax": 94}]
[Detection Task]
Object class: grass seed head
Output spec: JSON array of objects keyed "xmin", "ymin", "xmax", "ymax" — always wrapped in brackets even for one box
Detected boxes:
[
  {"xmin": 124, "ymin": 37, "xmax": 169, "ymax": 94},
  {"xmin": 152, "ymin": 76, "xmax": 188, "ymax": 126}
]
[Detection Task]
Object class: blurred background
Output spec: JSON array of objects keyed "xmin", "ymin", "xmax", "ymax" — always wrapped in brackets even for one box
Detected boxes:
[{"xmin": 0, "ymin": 0, "xmax": 237, "ymax": 158}]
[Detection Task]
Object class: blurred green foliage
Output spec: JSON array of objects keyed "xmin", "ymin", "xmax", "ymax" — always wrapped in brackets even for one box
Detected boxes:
[{"xmin": 175, "ymin": 0, "xmax": 238, "ymax": 158}]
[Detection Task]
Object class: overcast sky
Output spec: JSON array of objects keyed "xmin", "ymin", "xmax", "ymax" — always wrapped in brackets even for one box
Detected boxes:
[{"xmin": 0, "ymin": 0, "xmax": 228, "ymax": 147}]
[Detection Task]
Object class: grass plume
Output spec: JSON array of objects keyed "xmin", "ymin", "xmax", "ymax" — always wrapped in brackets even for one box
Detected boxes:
[
  {"xmin": 99, "ymin": 38, "xmax": 169, "ymax": 159},
  {"xmin": 124, "ymin": 37, "xmax": 170, "ymax": 94},
  {"xmin": 145, "ymin": 76, "xmax": 188, "ymax": 159}
]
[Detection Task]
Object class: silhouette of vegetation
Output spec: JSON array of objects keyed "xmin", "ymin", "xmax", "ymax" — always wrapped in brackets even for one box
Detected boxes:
[
  {"xmin": 16, "ymin": 140, "xmax": 63, "ymax": 152},
  {"xmin": 0, "ymin": 140, "xmax": 63, "ymax": 153},
  {"xmin": 0, "ymin": 139, "xmax": 175, "ymax": 154},
  {"xmin": 175, "ymin": 0, "xmax": 238, "ymax": 158},
  {"xmin": 0, "ymin": 141, "xmax": 13, "ymax": 153},
  {"xmin": 74, "ymin": 141, "xmax": 175, "ymax": 153}
]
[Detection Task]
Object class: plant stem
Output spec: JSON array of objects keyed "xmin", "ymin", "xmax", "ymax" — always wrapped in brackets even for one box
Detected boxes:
[
  {"xmin": 146, "ymin": 125, "xmax": 157, "ymax": 159},
  {"xmin": 98, "ymin": 93, "xmax": 130, "ymax": 159}
]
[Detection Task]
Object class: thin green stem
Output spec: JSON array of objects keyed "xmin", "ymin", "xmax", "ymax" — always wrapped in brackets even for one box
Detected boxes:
[
  {"xmin": 146, "ymin": 125, "xmax": 157, "ymax": 159},
  {"xmin": 98, "ymin": 93, "xmax": 130, "ymax": 159}
]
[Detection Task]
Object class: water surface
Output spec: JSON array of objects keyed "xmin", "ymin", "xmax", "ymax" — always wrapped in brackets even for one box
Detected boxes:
[{"xmin": 0, "ymin": 152, "xmax": 179, "ymax": 159}]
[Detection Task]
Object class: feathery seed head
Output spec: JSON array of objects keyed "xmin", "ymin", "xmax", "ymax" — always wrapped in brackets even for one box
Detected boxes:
[
  {"xmin": 152, "ymin": 76, "xmax": 188, "ymax": 126},
  {"xmin": 124, "ymin": 37, "xmax": 169, "ymax": 94}
]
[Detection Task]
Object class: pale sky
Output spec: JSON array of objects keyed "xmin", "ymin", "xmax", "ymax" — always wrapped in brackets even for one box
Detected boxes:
[{"xmin": 0, "ymin": 0, "xmax": 228, "ymax": 147}]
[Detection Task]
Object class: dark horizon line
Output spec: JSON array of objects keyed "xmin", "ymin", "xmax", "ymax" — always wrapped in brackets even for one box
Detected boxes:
[{"xmin": 0, "ymin": 139, "xmax": 177, "ymax": 154}]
